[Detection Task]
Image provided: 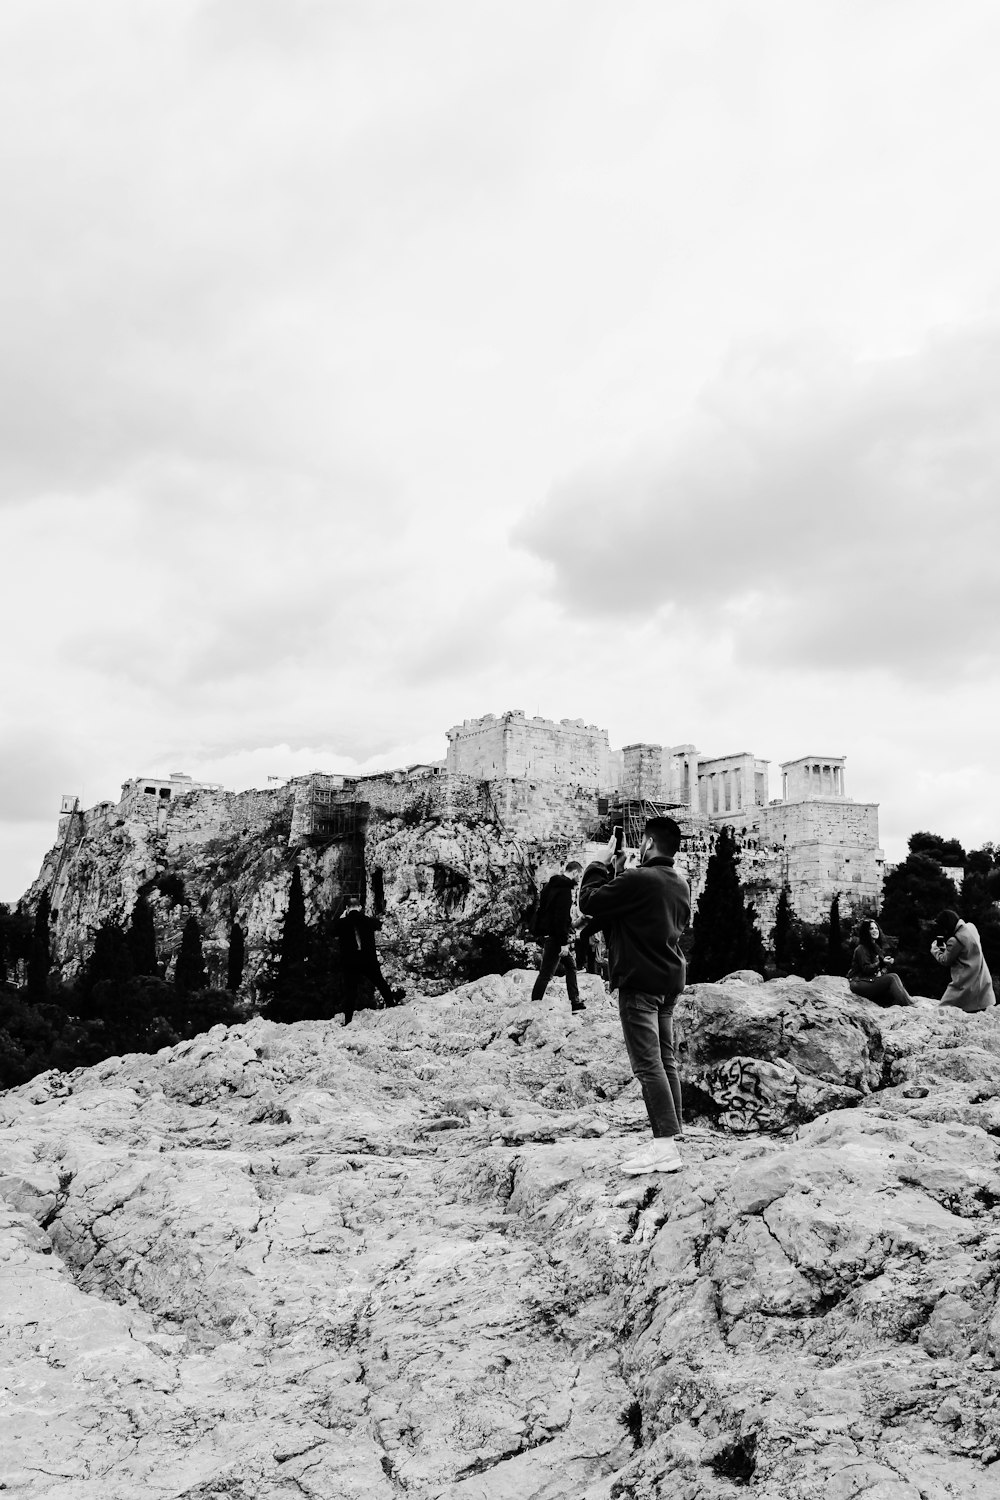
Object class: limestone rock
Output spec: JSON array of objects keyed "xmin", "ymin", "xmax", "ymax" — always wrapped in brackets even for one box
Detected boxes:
[{"xmin": 1, "ymin": 972, "xmax": 1000, "ymax": 1497}]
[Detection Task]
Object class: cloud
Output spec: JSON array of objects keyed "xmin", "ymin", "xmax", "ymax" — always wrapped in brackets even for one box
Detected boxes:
[
  {"xmin": 514, "ymin": 327, "xmax": 1000, "ymax": 679},
  {"xmin": 0, "ymin": 734, "xmax": 86, "ymax": 823}
]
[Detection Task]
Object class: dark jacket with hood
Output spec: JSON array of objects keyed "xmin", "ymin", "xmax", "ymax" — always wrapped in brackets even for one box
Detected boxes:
[
  {"xmin": 578, "ymin": 855, "xmax": 690, "ymax": 996},
  {"xmin": 533, "ymin": 873, "xmax": 576, "ymax": 941}
]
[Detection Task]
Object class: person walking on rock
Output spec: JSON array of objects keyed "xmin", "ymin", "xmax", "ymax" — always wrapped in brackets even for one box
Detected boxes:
[
  {"xmin": 531, "ymin": 861, "xmax": 585, "ymax": 1012},
  {"xmin": 336, "ymin": 903, "xmax": 405, "ymax": 1025},
  {"xmin": 932, "ymin": 909, "xmax": 996, "ymax": 1012},
  {"xmin": 848, "ymin": 920, "xmax": 914, "ymax": 1007},
  {"xmin": 578, "ymin": 817, "xmax": 690, "ymax": 1176}
]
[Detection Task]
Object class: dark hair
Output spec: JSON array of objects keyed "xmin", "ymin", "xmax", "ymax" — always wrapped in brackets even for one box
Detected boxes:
[
  {"xmin": 935, "ymin": 909, "xmax": 960, "ymax": 937},
  {"xmin": 858, "ymin": 919, "xmax": 882, "ymax": 954},
  {"xmin": 564, "ymin": 860, "xmax": 583, "ymax": 876},
  {"xmin": 644, "ymin": 816, "xmax": 682, "ymax": 855}
]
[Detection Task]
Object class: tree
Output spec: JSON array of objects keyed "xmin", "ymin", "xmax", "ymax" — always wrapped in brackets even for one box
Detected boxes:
[
  {"xmin": 689, "ymin": 826, "xmax": 762, "ymax": 982},
  {"xmin": 264, "ymin": 867, "xmax": 313, "ymax": 1022},
  {"xmin": 0, "ymin": 904, "xmax": 32, "ymax": 989},
  {"xmin": 81, "ymin": 919, "xmax": 134, "ymax": 1000},
  {"xmin": 174, "ymin": 916, "xmax": 207, "ymax": 994},
  {"xmin": 127, "ymin": 894, "xmax": 158, "ymax": 978},
  {"xmin": 26, "ymin": 893, "xmax": 52, "ymax": 1003},
  {"xmin": 879, "ymin": 850, "xmax": 959, "ymax": 997},
  {"xmin": 827, "ymin": 894, "xmax": 845, "ymax": 976},
  {"xmin": 226, "ymin": 920, "xmax": 246, "ymax": 992},
  {"xmin": 78, "ymin": 919, "xmax": 147, "ymax": 1052},
  {"xmin": 770, "ymin": 887, "xmax": 795, "ymax": 973},
  {"xmin": 278, "ymin": 867, "xmax": 308, "ymax": 986},
  {"xmin": 908, "ymin": 831, "xmax": 966, "ymax": 866}
]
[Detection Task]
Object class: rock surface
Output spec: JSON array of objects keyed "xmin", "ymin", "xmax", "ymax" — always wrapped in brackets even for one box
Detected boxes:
[{"xmin": 2, "ymin": 973, "xmax": 1000, "ymax": 1498}]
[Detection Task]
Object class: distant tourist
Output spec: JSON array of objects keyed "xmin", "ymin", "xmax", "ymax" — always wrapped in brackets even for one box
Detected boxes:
[
  {"xmin": 579, "ymin": 817, "xmax": 690, "ymax": 1176},
  {"xmin": 336, "ymin": 902, "xmax": 405, "ymax": 1025},
  {"xmin": 531, "ymin": 861, "xmax": 585, "ymax": 1012},
  {"xmin": 848, "ymin": 920, "xmax": 914, "ymax": 1006},
  {"xmin": 931, "ymin": 910, "xmax": 996, "ymax": 1012}
]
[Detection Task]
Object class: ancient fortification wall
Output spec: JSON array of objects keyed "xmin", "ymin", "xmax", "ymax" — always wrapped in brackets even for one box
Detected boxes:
[{"xmin": 446, "ymin": 711, "xmax": 621, "ymax": 789}]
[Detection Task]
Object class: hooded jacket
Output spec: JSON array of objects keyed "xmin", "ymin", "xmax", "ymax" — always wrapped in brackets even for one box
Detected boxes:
[
  {"xmin": 578, "ymin": 855, "xmax": 690, "ymax": 996},
  {"xmin": 533, "ymin": 873, "xmax": 576, "ymax": 941}
]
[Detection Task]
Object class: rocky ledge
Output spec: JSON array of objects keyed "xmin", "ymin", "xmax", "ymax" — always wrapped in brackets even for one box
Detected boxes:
[{"xmin": 1, "ymin": 974, "xmax": 999, "ymax": 1499}]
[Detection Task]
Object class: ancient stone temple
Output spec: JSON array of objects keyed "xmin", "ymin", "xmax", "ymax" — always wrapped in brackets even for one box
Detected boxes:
[{"xmin": 442, "ymin": 713, "xmax": 885, "ymax": 927}]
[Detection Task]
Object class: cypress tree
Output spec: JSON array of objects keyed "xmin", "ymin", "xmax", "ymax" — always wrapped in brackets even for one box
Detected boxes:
[
  {"xmin": 827, "ymin": 893, "xmax": 845, "ymax": 975},
  {"xmin": 175, "ymin": 916, "xmax": 207, "ymax": 994},
  {"xmin": 26, "ymin": 894, "xmax": 52, "ymax": 1003},
  {"xmin": 689, "ymin": 826, "xmax": 760, "ymax": 982},
  {"xmin": 264, "ymin": 866, "xmax": 315, "ymax": 1022},
  {"xmin": 127, "ymin": 894, "xmax": 159, "ymax": 978},
  {"xmin": 226, "ymin": 920, "xmax": 246, "ymax": 992},
  {"xmin": 771, "ymin": 886, "xmax": 794, "ymax": 973},
  {"xmin": 278, "ymin": 867, "xmax": 308, "ymax": 988}
]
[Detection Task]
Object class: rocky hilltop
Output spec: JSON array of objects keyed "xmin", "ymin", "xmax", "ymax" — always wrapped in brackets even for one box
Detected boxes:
[
  {"xmin": 28, "ymin": 780, "xmax": 537, "ymax": 998},
  {"xmin": 2, "ymin": 974, "xmax": 1000, "ymax": 1498}
]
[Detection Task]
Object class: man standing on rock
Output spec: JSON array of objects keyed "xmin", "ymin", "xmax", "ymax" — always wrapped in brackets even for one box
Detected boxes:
[
  {"xmin": 578, "ymin": 817, "xmax": 690, "ymax": 1175},
  {"xmin": 531, "ymin": 860, "xmax": 586, "ymax": 1012}
]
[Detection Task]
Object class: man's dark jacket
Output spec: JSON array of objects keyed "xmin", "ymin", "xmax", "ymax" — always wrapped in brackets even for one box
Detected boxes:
[
  {"xmin": 337, "ymin": 911, "xmax": 380, "ymax": 971},
  {"xmin": 533, "ymin": 873, "xmax": 575, "ymax": 941},
  {"xmin": 578, "ymin": 855, "xmax": 690, "ymax": 996}
]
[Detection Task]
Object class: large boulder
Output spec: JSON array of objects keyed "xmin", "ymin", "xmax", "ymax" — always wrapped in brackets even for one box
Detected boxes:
[{"xmin": 674, "ymin": 976, "xmax": 885, "ymax": 1130}]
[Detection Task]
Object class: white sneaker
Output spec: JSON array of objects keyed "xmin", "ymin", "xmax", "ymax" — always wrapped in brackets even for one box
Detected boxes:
[{"xmin": 621, "ymin": 1138, "xmax": 684, "ymax": 1176}]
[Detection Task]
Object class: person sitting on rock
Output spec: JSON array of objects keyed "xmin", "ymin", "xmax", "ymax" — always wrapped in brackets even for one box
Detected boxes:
[
  {"xmin": 931, "ymin": 909, "xmax": 996, "ymax": 1013},
  {"xmin": 578, "ymin": 817, "xmax": 690, "ymax": 1176},
  {"xmin": 531, "ymin": 861, "xmax": 585, "ymax": 1012},
  {"xmin": 848, "ymin": 920, "xmax": 914, "ymax": 1006},
  {"xmin": 336, "ymin": 901, "xmax": 405, "ymax": 1025}
]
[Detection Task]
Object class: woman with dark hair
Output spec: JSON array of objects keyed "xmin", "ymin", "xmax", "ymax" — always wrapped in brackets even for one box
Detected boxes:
[
  {"xmin": 848, "ymin": 919, "xmax": 914, "ymax": 1006},
  {"xmin": 931, "ymin": 909, "xmax": 995, "ymax": 1012}
]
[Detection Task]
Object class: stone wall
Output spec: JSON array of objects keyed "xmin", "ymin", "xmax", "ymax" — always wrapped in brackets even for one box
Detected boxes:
[
  {"xmin": 622, "ymin": 744, "xmax": 663, "ymax": 799},
  {"xmin": 755, "ymin": 798, "xmax": 884, "ymax": 924},
  {"xmin": 446, "ymin": 710, "xmax": 620, "ymax": 789}
]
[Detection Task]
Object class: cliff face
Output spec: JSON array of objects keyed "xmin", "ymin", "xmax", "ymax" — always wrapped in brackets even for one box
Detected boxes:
[
  {"xmin": 1, "ymin": 974, "xmax": 1000, "ymax": 1498},
  {"xmin": 26, "ymin": 784, "xmax": 535, "ymax": 998}
]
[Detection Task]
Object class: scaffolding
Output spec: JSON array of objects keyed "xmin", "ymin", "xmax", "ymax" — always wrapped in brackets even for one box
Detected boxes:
[
  {"xmin": 304, "ymin": 790, "xmax": 368, "ymax": 902},
  {"xmin": 49, "ymin": 800, "xmax": 83, "ymax": 897},
  {"xmin": 619, "ymin": 797, "xmax": 688, "ymax": 851}
]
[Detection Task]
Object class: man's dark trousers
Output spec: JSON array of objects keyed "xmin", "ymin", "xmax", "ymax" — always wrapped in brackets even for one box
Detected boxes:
[
  {"xmin": 531, "ymin": 936, "xmax": 580, "ymax": 1006},
  {"xmin": 617, "ymin": 989, "xmax": 682, "ymax": 1138}
]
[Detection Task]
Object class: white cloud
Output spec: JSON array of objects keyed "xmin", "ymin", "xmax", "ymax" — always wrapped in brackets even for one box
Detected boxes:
[{"xmin": 515, "ymin": 328, "xmax": 1000, "ymax": 678}]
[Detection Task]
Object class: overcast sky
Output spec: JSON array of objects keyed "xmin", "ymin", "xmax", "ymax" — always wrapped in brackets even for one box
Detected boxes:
[{"xmin": 3, "ymin": 0, "xmax": 1000, "ymax": 901}]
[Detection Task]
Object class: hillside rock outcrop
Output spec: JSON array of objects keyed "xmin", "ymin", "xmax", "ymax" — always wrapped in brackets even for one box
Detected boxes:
[
  {"xmin": 1, "ymin": 974, "xmax": 1000, "ymax": 1497},
  {"xmin": 27, "ymin": 787, "xmax": 535, "ymax": 999}
]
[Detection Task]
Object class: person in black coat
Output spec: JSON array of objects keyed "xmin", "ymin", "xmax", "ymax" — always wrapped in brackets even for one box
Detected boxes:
[
  {"xmin": 531, "ymin": 861, "xmax": 585, "ymax": 1011},
  {"xmin": 579, "ymin": 817, "xmax": 690, "ymax": 1176},
  {"xmin": 336, "ymin": 903, "xmax": 405, "ymax": 1024}
]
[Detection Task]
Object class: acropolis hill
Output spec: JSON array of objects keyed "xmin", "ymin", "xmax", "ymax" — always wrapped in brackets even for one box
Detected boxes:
[{"xmin": 32, "ymin": 710, "xmax": 885, "ymax": 996}]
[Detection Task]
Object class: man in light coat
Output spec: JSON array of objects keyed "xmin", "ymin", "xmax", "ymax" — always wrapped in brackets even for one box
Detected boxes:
[{"xmin": 931, "ymin": 909, "xmax": 995, "ymax": 1012}]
